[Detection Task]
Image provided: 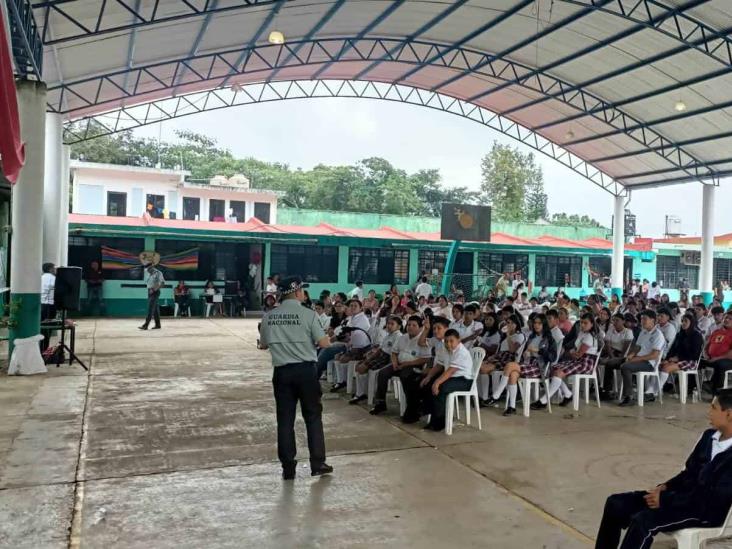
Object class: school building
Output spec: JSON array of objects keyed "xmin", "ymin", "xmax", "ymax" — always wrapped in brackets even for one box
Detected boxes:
[{"xmin": 66, "ymin": 163, "xmax": 732, "ymax": 316}]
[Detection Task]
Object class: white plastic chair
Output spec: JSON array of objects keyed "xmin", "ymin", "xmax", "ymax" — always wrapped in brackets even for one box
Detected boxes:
[
  {"xmin": 367, "ymin": 366, "xmax": 393, "ymax": 405},
  {"xmin": 672, "ymin": 351, "xmax": 704, "ymax": 404},
  {"xmin": 346, "ymin": 361, "xmax": 359, "ymax": 394},
  {"xmin": 391, "ymin": 376, "xmax": 407, "ymax": 416},
  {"xmin": 636, "ymin": 344, "xmax": 666, "ymax": 407},
  {"xmin": 724, "ymin": 369, "xmax": 732, "ymax": 390},
  {"xmin": 517, "ymin": 337, "xmax": 563, "ymax": 417},
  {"xmin": 174, "ymin": 302, "xmax": 191, "ymax": 317},
  {"xmin": 445, "ymin": 347, "xmax": 486, "ymax": 435},
  {"xmin": 668, "ymin": 503, "xmax": 732, "ymax": 548},
  {"xmin": 326, "ymin": 359, "xmax": 335, "ymax": 383},
  {"xmin": 569, "ymin": 341, "xmax": 604, "ymax": 411}
]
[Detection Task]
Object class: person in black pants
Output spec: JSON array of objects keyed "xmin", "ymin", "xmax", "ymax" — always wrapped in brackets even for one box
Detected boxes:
[
  {"xmin": 139, "ymin": 263, "xmax": 165, "ymax": 330},
  {"xmin": 595, "ymin": 388, "xmax": 732, "ymax": 548},
  {"xmin": 259, "ymin": 276, "xmax": 333, "ymax": 480}
]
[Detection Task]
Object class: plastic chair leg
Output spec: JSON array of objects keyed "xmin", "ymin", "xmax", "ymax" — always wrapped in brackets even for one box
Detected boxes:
[
  {"xmin": 520, "ymin": 380, "xmax": 531, "ymax": 417},
  {"xmin": 679, "ymin": 372, "xmax": 688, "ymax": 404},
  {"xmin": 473, "ymin": 394, "xmax": 482, "ymax": 430},
  {"xmin": 638, "ymin": 375, "xmax": 645, "ymax": 407},
  {"xmin": 572, "ymin": 377, "xmax": 581, "ymax": 411},
  {"xmin": 585, "ymin": 378, "xmax": 590, "ymax": 403},
  {"xmin": 174, "ymin": 303, "xmax": 179, "ymax": 317},
  {"xmin": 657, "ymin": 374, "xmax": 663, "ymax": 403},
  {"xmin": 446, "ymin": 395, "xmax": 455, "ymax": 435},
  {"xmin": 346, "ymin": 362, "xmax": 356, "ymax": 394},
  {"xmin": 594, "ymin": 373, "xmax": 602, "ymax": 408},
  {"xmin": 465, "ymin": 396, "xmax": 471, "ymax": 426}
]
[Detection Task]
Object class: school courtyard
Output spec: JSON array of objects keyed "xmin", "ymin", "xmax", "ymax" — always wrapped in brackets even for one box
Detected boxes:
[{"xmin": 0, "ymin": 317, "xmax": 725, "ymax": 548}]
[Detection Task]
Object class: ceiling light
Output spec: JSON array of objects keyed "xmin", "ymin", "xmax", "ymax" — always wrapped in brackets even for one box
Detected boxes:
[
  {"xmin": 565, "ymin": 129, "xmax": 575, "ymax": 140},
  {"xmin": 268, "ymin": 30, "xmax": 285, "ymax": 45},
  {"xmin": 674, "ymin": 100, "xmax": 687, "ymax": 112},
  {"xmin": 231, "ymin": 83, "xmax": 243, "ymax": 93}
]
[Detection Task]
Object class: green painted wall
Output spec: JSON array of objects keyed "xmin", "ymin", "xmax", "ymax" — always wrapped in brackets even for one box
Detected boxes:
[{"xmin": 277, "ymin": 208, "xmax": 608, "ymax": 240}]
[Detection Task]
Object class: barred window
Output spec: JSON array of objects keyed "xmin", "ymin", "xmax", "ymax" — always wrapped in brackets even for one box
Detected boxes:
[
  {"xmin": 418, "ymin": 250, "xmax": 447, "ymax": 275},
  {"xmin": 270, "ymin": 245, "xmax": 339, "ymax": 283},
  {"xmin": 714, "ymin": 258, "xmax": 732, "ymax": 286},
  {"xmin": 477, "ymin": 253, "xmax": 529, "ymax": 279},
  {"xmin": 535, "ymin": 255, "xmax": 582, "ymax": 287},
  {"xmin": 656, "ymin": 255, "xmax": 699, "ymax": 289},
  {"xmin": 348, "ymin": 248, "xmax": 409, "ymax": 284},
  {"xmin": 588, "ymin": 257, "xmax": 612, "ymax": 286}
]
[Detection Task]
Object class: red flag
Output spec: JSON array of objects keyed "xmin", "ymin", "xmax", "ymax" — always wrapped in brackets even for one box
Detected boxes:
[{"xmin": 0, "ymin": 9, "xmax": 25, "ymax": 184}]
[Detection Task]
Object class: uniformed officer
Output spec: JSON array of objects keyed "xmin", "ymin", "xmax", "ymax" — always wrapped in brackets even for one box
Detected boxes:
[{"xmin": 259, "ymin": 276, "xmax": 334, "ymax": 480}]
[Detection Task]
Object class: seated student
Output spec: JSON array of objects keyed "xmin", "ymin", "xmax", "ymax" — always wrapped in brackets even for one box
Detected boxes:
[
  {"xmin": 659, "ymin": 312, "xmax": 704, "ymax": 391},
  {"xmin": 656, "ymin": 308, "xmax": 677, "ymax": 358},
  {"xmin": 532, "ymin": 313, "xmax": 600, "ymax": 409},
  {"xmin": 315, "ymin": 301, "xmax": 348, "ymax": 378},
  {"xmin": 557, "ymin": 307, "xmax": 573, "ymax": 335},
  {"xmin": 595, "ymin": 389, "xmax": 732, "ymax": 549},
  {"xmin": 704, "ymin": 313, "xmax": 732, "ymax": 394},
  {"xmin": 174, "ymin": 280, "xmax": 190, "ymax": 315},
  {"xmin": 695, "ymin": 302, "xmax": 713, "ymax": 337},
  {"xmin": 453, "ymin": 303, "xmax": 484, "ymax": 349},
  {"xmin": 313, "ymin": 301, "xmax": 331, "ymax": 332},
  {"xmin": 449, "ymin": 303, "xmax": 464, "ymax": 329},
  {"xmin": 331, "ymin": 299, "xmax": 372, "ymax": 392},
  {"xmin": 477, "ymin": 312, "xmax": 501, "ymax": 357},
  {"xmin": 424, "ymin": 329, "xmax": 476, "ymax": 431},
  {"xmin": 362, "ymin": 289, "xmax": 380, "ymax": 314},
  {"xmin": 599, "ymin": 314, "xmax": 635, "ymax": 397},
  {"xmin": 349, "ymin": 315, "xmax": 403, "ymax": 404},
  {"xmin": 479, "ymin": 315, "xmax": 526, "ymax": 405},
  {"xmin": 486, "ymin": 313, "xmax": 556, "ymax": 416},
  {"xmin": 431, "ymin": 295, "xmax": 452, "ymax": 319},
  {"xmin": 710, "ymin": 305, "xmax": 726, "ymax": 334},
  {"xmin": 545, "ymin": 309, "xmax": 565, "ymax": 348},
  {"xmin": 617, "ymin": 310, "xmax": 666, "ymax": 406},
  {"xmin": 370, "ymin": 315, "xmax": 431, "ymax": 416},
  {"xmin": 204, "ymin": 280, "xmax": 225, "ymax": 316}
]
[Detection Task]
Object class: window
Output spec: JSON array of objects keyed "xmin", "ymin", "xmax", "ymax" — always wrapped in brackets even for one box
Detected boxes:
[
  {"xmin": 270, "ymin": 245, "xmax": 338, "ymax": 283},
  {"xmin": 146, "ymin": 194, "xmax": 165, "ymax": 218},
  {"xmin": 68, "ymin": 236, "xmax": 145, "ymax": 280},
  {"xmin": 714, "ymin": 258, "xmax": 732, "ymax": 287},
  {"xmin": 107, "ymin": 192, "xmax": 127, "ymax": 217},
  {"xmin": 535, "ymin": 255, "xmax": 582, "ymax": 287},
  {"xmin": 254, "ymin": 202, "xmax": 271, "ymax": 224},
  {"xmin": 348, "ymin": 247, "xmax": 409, "ymax": 284},
  {"xmin": 656, "ymin": 255, "xmax": 699, "ymax": 289},
  {"xmin": 588, "ymin": 256, "xmax": 612, "ymax": 286},
  {"xmin": 209, "ymin": 199, "xmax": 225, "ymax": 221},
  {"xmin": 182, "ymin": 197, "xmax": 200, "ymax": 221},
  {"xmin": 477, "ymin": 253, "xmax": 529, "ymax": 280},
  {"xmin": 230, "ymin": 200, "xmax": 246, "ymax": 222},
  {"xmin": 418, "ymin": 250, "xmax": 447, "ymax": 275}
]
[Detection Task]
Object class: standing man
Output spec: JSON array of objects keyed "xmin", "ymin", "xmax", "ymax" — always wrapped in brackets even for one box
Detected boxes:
[
  {"xmin": 139, "ymin": 262, "xmax": 165, "ymax": 330},
  {"xmin": 40, "ymin": 262, "xmax": 56, "ymax": 321},
  {"xmin": 85, "ymin": 260, "xmax": 105, "ymax": 316},
  {"xmin": 259, "ymin": 276, "xmax": 333, "ymax": 480}
]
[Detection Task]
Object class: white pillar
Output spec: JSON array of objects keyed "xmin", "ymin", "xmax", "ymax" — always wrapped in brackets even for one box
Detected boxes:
[
  {"xmin": 700, "ymin": 183, "xmax": 715, "ymax": 305},
  {"xmin": 10, "ymin": 81, "xmax": 46, "ymax": 345},
  {"xmin": 58, "ymin": 145, "xmax": 70, "ymax": 266},
  {"xmin": 43, "ymin": 112, "xmax": 63, "ymax": 265},
  {"xmin": 610, "ymin": 193, "xmax": 625, "ymax": 296}
]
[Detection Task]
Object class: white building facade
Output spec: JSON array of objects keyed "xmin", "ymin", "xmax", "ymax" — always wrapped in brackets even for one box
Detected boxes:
[{"xmin": 70, "ymin": 162, "xmax": 279, "ymax": 224}]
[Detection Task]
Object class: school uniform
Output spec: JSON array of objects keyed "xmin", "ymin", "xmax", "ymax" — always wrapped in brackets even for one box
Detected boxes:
[
  {"xmin": 619, "ymin": 326, "xmax": 666, "ymax": 399},
  {"xmin": 490, "ymin": 333, "xmax": 526, "ymax": 369},
  {"xmin": 666, "ymin": 329, "xmax": 704, "ymax": 371},
  {"xmin": 373, "ymin": 333, "xmax": 431, "ymax": 408},
  {"xmin": 519, "ymin": 335, "xmax": 545, "ymax": 378},
  {"xmin": 453, "ymin": 320, "xmax": 483, "ymax": 349},
  {"xmin": 479, "ymin": 331, "xmax": 501, "ymax": 354},
  {"xmin": 353, "ymin": 330, "xmax": 401, "ymax": 398},
  {"xmin": 402, "ymin": 337, "xmax": 448, "ymax": 419},
  {"xmin": 427, "ymin": 343, "xmax": 475, "ymax": 430},
  {"xmin": 596, "ymin": 429, "xmax": 732, "ymax": 549},
  {"xmin": 601, "ymin": 326, "xmax": 635, "ymax": 389},
  {"xmin": 553, "ymin": 332, "xmax": 599, "ymax": 376}
]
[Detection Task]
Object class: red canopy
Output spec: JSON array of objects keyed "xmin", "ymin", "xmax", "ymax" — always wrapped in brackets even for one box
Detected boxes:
[{"xmin": 0, "ymin": 9, "xmax": 24, "ymax": 184}]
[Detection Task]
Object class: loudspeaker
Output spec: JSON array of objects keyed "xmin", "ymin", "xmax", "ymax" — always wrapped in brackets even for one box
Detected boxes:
[{"xmin": 54, "ymin": 266, "xmax": 82, "ymax": 311}]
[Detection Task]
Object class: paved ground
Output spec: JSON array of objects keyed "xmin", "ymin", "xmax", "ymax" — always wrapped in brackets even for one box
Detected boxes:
[{"xmin": 0, "ymin": 318, "xmax": 723, "ymax": 548}]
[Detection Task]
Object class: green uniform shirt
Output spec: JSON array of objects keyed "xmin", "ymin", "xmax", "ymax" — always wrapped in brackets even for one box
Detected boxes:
[{"xmin": 260, "ymin": 299, "xmax": 326, "ymax": 367}]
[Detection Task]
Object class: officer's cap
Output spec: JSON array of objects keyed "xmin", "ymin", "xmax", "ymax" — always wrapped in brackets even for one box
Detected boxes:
[{"xmin": 278, "ymin": 276, "xmax": 310, "ymax": 295}]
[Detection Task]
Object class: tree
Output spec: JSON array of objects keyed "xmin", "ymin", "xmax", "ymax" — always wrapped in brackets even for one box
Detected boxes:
[
  {"xmin": 550, "ymin": 213, "xmax": 603, "ymax": 227},
  {"xmin": 524, "ymin": 171, "xmax": 548, "ymax": 222}
]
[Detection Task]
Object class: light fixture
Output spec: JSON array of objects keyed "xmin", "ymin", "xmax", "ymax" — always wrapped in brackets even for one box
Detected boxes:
[
  {"xmin": 674, "ymin": 100, "xmax": 687, "ymax": 112},
  {"xmin": 231, "ymin": 83, "xmax": 243, "ymax": 93},
  {"xmin": 565, "ymin": 129, "xmax": 575, "ymax": 140},
  {"xmin": 268, "ymin": 30, "xmax": 285, "ymax": 45}
]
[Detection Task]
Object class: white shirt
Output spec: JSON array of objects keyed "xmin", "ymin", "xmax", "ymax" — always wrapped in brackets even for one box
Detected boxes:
[
  {"xmin": 350, "ymin": 286, "xmax": 364, "ymax": 300},
  {"xmin": 41, "ymin": 273, "xmax": 55, "ymax": 305},
  {"xmin": 605, "ymin": 326, "xmax": 634, "ymax": 353},
  {"xmin": 480, "ymin": 331, "xmax": 501, "ymax": 349},
  {"xmin": 698, "ymin": 315, "xmax": 713, "ymax": 337},
  {"xmin": 447, "ymin": 343, "xmax": 474, "ymax": 380},
  {"xmin": 454, "ymin": 320, "xmax": 483, "ymax": 348},
  {"xmin": 499, "ymin": 332, "xmax": 525, "ymax": 353},
  {"xmin": 550, "ymin": 326, "xmax": 564, "ymax": 347},
  {"xmin": 316, "ymin": 313, "xmax": 330, "ymax": 331},
  {"xmin": 712, "ymin": 431, "xmax": 732, "ymax": 461},
  {"xmin": 415, "ymin": 282, "xmax": 432, "ymax": 300},
  {"xmin": 265, "ymin": 282, "xmax": 277, "ymax": 294},
  {"xmin": 575, "ymin": 332, "xmax": 599, "ymax": 355},
  {"xmin": 647, "ymin": 286, "xmax": 661, "ymax": 300},
  {"xmin": 658, "ymin": 322, "xmax": 677, "ymax": 356},
  {"xmin": 347, "ymin": 312, "xmax": 371, "ymax": 349},
  {"xmin": 378, "ymin": 330, "xmax": 401, "ymax": 355},
  {"xmin": 431, "ymin": 305, "xmax": 453, "ymax": 320},
  {"xmin": 428, "ymin": 337, "xmax": 449, "ymax": 368},
  {"xmin": 393, "ymin": 333, "xmax": 431, "ymax": 364},
  {"xmin": 635, "ymin": 326, "xmax": 666, "ymax": 357}
]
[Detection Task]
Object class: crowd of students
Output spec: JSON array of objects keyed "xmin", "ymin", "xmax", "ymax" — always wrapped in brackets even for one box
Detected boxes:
[{"xmin": 294, "ymin": 274, "xmax": 732, "ymax": 430}]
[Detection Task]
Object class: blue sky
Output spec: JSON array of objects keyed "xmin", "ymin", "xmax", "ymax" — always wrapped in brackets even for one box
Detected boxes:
[{"xmin": 134, "ymin": 97, "xmax": 730, "ymax": 238}]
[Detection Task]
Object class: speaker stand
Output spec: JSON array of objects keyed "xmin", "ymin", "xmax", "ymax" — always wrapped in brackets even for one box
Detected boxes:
[{"xmin": 55, "ymin": 309, "xmax": 88, "ymax": 371}]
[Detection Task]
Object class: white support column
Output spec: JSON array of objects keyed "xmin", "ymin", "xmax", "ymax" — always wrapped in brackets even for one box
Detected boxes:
[
  {"xmin": 10, "ymin": 81, "xmax": 47, "ymax": 347},
  {"xmin": 58, "ymin": 145, "xmax": 71, "ymax": 266},
  {"xmin": 43, "ymin": 112, "xmax": 63, "ymax": 265},
  {"xmin": 700, "ymin": 183, "xmax": 715, "ymax": 305},
  {"xmin": 610, "ymin": 194, "xmax": 625, "ymax": 296}
]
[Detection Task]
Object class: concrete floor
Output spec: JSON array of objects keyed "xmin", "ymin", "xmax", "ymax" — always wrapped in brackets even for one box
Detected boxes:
[{"xmin": 0, "ymin": 318, "xmax": 723, "ymax": 548}]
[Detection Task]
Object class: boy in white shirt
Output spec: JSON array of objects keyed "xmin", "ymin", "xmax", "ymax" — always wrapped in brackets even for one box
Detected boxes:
[
  {"xmin": 415, "ymin": 276, "xmax": 432, "ymax": 300},
  {"xmin": 314, "ymin": 301, "xmax": 330, "ymax": 332},
  {"xmin": 425, "ymin": 329, "xmax": 475, "ymax": 431},
  {"xmin": 456, "ymin": 303, "xmax": 483, "ymax": 349}
]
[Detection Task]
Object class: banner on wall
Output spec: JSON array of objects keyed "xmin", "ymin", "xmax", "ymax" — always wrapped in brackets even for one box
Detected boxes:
[
  {"xmin": 102, "ymin": 246, "xmax": 141, "ymax": 270},
  {"xmin": 101, "ymin": 246, "xmax": 199, "ymax": 271},
  {"xmin": 159, "ymin": 248, "xmax": 199, "ymax": 271}
]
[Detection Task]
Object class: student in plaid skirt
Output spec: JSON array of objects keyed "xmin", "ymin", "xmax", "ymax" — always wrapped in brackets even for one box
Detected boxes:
[
  {"xmin": 658, "ymin": 312, "xmax": 705, "ymax": 392},
  {"xmin": 479, "ymin": 314, "xmax": 525, "ymax": 376},
  {"xmin": 484, "ymin": 313, "xmax": 557, "ymax": 416},
  {"xmin": 532, "ymin": 313, "xmax": 600, "ymax": 410},
  {"xmin": 349, "ymin": 315, "xmax": 404, "ymax": 404}
]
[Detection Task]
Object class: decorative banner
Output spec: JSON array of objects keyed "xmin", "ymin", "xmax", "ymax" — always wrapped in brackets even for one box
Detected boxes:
[
  {"xmin": 0, "ymin": 8, "xmax": 25, "ymax": 184},
  {"xmin": 159, "ymin": 248, "xmax": 199, "ymax": 271},
  {"xmin": 102, "ymin": 246, "xmax": 142, "ymax": 270}
]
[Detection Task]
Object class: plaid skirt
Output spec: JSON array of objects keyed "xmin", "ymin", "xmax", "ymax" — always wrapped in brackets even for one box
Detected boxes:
[
  {"xmin": 338, "ymin": 346, "xmax": 371, "ymax": 362},
  {"xmin": 360, "ymin": 351, "xmax": 390, "ymax": 371},
  {"xmin": 487, "ymin": 350, "xmax": 516, "ymax": 369},
  {"xmin": 553, "ymin": 354, "xmax": 597, "ymax": 376},
  {"xmin": 676, "ymin": 360, "xmax": 697, "ymax": 371},
  {"xmin": 520, "ymin": 357, "xmax": 542, "ymax": 379}
]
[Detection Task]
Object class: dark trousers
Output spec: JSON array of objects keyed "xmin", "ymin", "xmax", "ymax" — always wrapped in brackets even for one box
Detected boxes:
[
  {"xmin": 708, "ymin": 358, "xmax": 732, "ymax": 391},
  {"xmin": 87, "ymin": 285, "xmax": 104, "ymax": 316},
  {"xmin": 620, "ymin": 360, "xmax": 652, "ymax": 398},
  {"xmin": 374, "ymin": 364, "xmax": 415, "ymax": 406},
  {"xmin": 174, "ymin": 294, "xmax": 189, "ymax": 314},
  {"xmin": 401, "ymin": 373, "xmax": 436, "ymax": 419},
  {"xmin": 40, "ymin": 304, "xmax": 57, "ymax": 351},
  {"xmin": 601, "ymin": 356, "xmax": 625, "ymax": 389},
  {"xmin": 596, "ymin": 491, "xmax": 708, "ymax": 549},
  {"xmin": 142, "ymin": 290, "xmax": 161, "ymax": 328},
  {"xmin": 272, "ymin": 362, "xmax": 326, "ymax": 472},
  {"xmin": 427, "ymin": 376, "xmax": 473, "ymax": 429},
  {"xmin": 316, "ymin": 343, "xmax": 346, "ymax": 378}
]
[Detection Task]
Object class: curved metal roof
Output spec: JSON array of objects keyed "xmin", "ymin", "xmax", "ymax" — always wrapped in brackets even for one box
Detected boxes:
[{"xmin": 34, "ymin": 0, "xmax": 732, "ymax": 190}]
